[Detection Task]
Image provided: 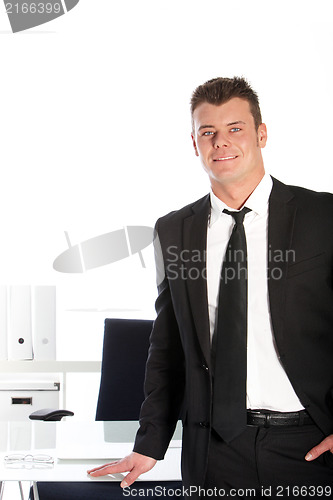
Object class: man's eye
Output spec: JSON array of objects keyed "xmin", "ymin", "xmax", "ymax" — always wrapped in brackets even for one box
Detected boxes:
[
  {"xmin": 230, "ymin": 127, "xmax": 241, "ymax": 132},
  {"xmin": 203, "ymin": 131, "xmax": 214, "ymax": 136}
]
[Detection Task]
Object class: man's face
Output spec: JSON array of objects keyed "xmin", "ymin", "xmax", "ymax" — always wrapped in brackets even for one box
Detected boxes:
[{"xmin": 191, "ymin": 98, "xmax": 267, "ymax": 190}]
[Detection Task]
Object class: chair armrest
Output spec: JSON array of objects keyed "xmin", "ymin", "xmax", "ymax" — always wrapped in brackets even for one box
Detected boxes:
[{"xmin": 29, "ymin": 408, "xmax": 74, "ymax": 421}]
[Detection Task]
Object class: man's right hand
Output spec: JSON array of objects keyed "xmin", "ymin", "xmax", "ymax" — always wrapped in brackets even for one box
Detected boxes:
[{"xmin": 87, "ymin": 452, "xmax": 157, "ymax": 488}]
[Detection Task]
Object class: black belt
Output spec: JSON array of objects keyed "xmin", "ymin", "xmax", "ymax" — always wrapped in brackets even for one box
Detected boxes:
[{"xmin": 247, "ymin": 410, "xmax": 314, "ymax": 427}]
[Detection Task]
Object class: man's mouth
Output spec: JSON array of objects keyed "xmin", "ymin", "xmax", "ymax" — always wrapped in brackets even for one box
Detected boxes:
[{"xmin": 213, "ymin": 155, "xmax": 237, "ymax": 161}]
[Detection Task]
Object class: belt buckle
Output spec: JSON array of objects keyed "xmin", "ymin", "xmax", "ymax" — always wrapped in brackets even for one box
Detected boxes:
[{"xmin": 264, "ymin": 413, "xmax": 271, "ymax": 428}]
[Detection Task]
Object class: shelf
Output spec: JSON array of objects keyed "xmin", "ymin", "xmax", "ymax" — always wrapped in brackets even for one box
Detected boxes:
[{"xmin": 0, "ymin": 361, "xmax": 101, "ymax": 373}]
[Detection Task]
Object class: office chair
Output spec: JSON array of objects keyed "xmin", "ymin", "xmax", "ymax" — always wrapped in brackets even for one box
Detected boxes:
[
  {"xmin": 95, "ymin": 318, "xmax": 151, "ymax": 420},
  {"xmin": 29, "ymin": 318, "xmax": 182, "ymax": 500}
]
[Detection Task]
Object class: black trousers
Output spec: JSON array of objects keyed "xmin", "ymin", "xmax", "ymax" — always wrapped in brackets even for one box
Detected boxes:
[{"xmin": 204, "ymin": 424, "xmax": 333, "ymax": 499}]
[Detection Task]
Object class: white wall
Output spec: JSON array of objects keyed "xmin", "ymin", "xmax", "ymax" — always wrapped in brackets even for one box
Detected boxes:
[{"xmin": 0, "ymin": 0, "xmax": 332, "ymax": 415}]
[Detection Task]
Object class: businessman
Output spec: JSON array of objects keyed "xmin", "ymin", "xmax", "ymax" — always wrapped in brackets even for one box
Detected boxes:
[{"xmin": 89, "ymin": 77, "xmax": 333, "ymax": 497}]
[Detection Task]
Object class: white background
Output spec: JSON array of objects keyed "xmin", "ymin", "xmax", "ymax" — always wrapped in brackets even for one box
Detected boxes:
[{"xmin": 0, "ymin": 0, "xmax": 332, "ymax": 419}]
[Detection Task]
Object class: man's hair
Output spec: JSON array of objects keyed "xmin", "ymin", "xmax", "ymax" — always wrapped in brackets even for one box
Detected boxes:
[{"xmin": 190, "ymin": 77, "xmax": 262, "ymax": 130}]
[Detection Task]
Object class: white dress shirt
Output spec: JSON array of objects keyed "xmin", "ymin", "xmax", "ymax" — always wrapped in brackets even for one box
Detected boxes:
[{"xmin": 206, "ymin": 173, "xmax": 304, "ymax": 411}]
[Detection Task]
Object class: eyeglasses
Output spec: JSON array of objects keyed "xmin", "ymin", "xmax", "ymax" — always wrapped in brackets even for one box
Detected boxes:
[{"xmin": 4, "ymin": 454, "xmax": 54, "ymax": 466}]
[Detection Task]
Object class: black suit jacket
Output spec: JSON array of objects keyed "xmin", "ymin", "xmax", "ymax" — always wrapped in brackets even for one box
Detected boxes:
[{"xmin": 134, "ymin": 177, "xmax": 333, "ymax": 488}]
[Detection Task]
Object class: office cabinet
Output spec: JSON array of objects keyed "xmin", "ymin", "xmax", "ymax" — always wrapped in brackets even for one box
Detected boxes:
[{"xmin": 0, "ymin": 380, "xmax": 60, "ymax": 421}]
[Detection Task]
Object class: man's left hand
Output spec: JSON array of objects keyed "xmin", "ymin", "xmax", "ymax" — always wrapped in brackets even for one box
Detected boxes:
[{"xmin": 305, "ymin": 434, "xmax": 333, "ymax": 461}]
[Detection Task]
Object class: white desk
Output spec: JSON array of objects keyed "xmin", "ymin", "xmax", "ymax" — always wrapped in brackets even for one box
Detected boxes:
[{"xmin": 0, "ymin": 421, "xmax": 182, "ymax": 500}]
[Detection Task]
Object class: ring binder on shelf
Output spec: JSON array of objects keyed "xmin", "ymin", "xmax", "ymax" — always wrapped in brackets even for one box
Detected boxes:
[
  {"xmin": 32, "ymin": 286, "xmax": 56, "ymax": 361},
  {"xmin": 8, "ymin": 286, "xmax": 33, "ymax": 361},
  {"xmin": 0, "ymin": 286, "xmax": 8, "ymax": 360}
]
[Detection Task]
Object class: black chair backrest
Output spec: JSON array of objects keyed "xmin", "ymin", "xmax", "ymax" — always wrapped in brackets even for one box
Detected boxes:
[{"xmin": 95, "ymin": 318, "xmax": 153, "ymax": 421}]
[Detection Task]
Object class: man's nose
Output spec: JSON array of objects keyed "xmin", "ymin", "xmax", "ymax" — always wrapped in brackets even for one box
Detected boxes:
[{"xmin": 213, "ymin": 132, "xmax": 231, "ymax": 149}]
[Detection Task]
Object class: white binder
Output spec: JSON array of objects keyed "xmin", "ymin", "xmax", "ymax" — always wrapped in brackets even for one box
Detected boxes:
[
  {"xmin": 8, "ymin": 286, "xmax": 33, "ymax": 360},
  {"xmin": 32, "ymin": 286, "xmax": 56, "ymax": 360},
  {"xmin": 0, "ymin": 286, "xmax": 8, "ymax": 360}
]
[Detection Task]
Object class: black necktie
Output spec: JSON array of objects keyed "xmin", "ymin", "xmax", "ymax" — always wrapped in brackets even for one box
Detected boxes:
[{"xmin": 212, "ymin": 206, "xmax": 251, "ymax": 443}]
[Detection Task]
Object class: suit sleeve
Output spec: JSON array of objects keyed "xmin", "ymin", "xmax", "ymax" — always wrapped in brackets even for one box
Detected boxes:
[{"xmin": 133, "ymin": 221, "xmax": 185, "ymax": 460}]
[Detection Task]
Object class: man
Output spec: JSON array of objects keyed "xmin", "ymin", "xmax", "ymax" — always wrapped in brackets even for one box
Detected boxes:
[{"xmin": 89, "ymin": 78, "xmax": 333, "ymax": 496}]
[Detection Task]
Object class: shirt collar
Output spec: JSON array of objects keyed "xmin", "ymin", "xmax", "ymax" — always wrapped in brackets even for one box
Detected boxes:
[{"xmin": 209, "ymin": 172, "xmax": 273, "ymax": 226}]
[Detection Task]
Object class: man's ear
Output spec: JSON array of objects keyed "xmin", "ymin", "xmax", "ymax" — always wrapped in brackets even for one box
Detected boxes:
[
  {"xmin": 258, "ymin": 123, "xmax": 268, "ymax": 148},
  {"xmin": 191, "ymin": 133, "xmax": 199, "ymax": 156}
]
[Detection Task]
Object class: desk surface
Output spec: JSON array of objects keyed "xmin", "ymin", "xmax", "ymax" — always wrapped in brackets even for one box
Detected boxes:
[{"xmin": 0, "ymin": 421, "xmax": 182, "ymax": 482}]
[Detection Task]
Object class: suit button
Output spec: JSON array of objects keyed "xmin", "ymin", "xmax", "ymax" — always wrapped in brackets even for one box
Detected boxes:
[
  {"xmin": 199, "ymin": 421, "xmax": 210, "ymax": 428},
  {"xmin": 201, "ymin": 364, "xmax": 209, "ymax": 372}
]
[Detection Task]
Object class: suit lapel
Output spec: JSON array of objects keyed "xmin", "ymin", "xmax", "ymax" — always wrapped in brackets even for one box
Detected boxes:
[
  {"xmin": 183, "ymin": 195, "xmax": 211, "ymax": 367},
  {"xmin": 268, "ymin": 177, "xmax": 297, "ymax": 346}
]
